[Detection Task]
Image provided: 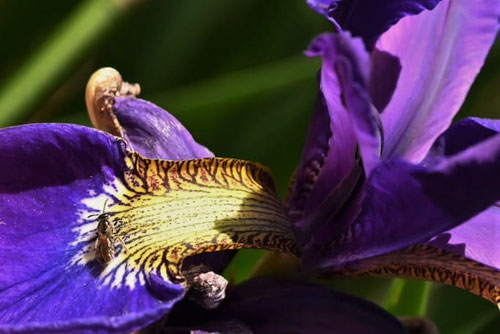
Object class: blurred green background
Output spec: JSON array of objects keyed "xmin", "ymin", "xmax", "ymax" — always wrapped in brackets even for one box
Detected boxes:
[{"xmin": 0, "ymin": 0, "xmax": 498, "ymax": 332}]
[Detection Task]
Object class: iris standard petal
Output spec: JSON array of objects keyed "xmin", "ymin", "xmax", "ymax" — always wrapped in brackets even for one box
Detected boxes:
[
  {"xmin": 0, "ymin": 124, "xmax": 297, "ymax": 332},
  {"xmin": 330, "ymin": 32, "xmax": 383, "ymax": 175},
  {"xmin": 307, "ymin": 0, "xmax": 441, "ymax": 49},
  {"xmin": 377, "ymin": 0, "xmax": 499, "ymax": 162},
  {"xmin": 303, "ymin": 133, "xmax": 500, "ymax": 270},
  {"xmin": 289, "ymin": 32, "xmax": 382, "ymax": 227},
  {"xmin": 165, "ymin": 278, "xmax": 406, "ymax": 333},
  {"xmin": 289, "ymin": 34, "xmax": 358, "ymax": 223}
]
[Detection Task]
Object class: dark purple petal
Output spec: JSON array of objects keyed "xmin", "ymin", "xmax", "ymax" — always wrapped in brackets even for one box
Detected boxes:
[
  {"xmin": 289, "ymin": 36, "xmax": 357, "ymax": 222},
  {"xmin": 368, "ymin": 49, "xmax": 401, "ymax": 113},
  {"xmin": 333, "ymin": 35, "xmax": 383, "ymax": 175},
  {"xmin": 289, "ymin": 32, "xmax": 381, "ymax": 225},
  {"xmin": 338, "ymin": 119, "xmax": 500, "ymax": 305},
  {"xmin": 0, "ymin": 124, "xmax": 184, "ymax": 333},
  {"xmin": 303, "ymin": 132, "xmax": 500, "ymax": 269},
  {"xmin": 113, "ymin": 97, "xmax": 213, "ymax": 160},
  {"xmin": 423, "ymin": 117, "xmax": 500, "ymax": 167},
  {"xmin": 378, "ymin": 0, "xmax": 500, "ymax": 162},
  {"xmin": 424, "ymin": 118, "xmax": 500, "ymax": 270},
  {"xmin": 166, "ymin": 278, "xmax": 406, "ymax": 333},
  {"xmin": 307, "ymin": 0, "xmax": 441, "ymax": 49}
]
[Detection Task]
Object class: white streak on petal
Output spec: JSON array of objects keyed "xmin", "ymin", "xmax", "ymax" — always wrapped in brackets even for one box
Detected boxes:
[{"xmin": 126, "ymin": 271, "xmax": 137, "ymax": 289}]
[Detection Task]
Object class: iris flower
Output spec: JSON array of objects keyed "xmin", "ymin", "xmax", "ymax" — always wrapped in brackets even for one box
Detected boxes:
[
  {"xmin": 0, "ymin": 0, "xmax": 498, "ymax": 333},
  {"xmin": 0, "ymin": 67, "xmax": 299, "ymax": 332},
  {"xmin": 0, "ymin": 69, "xmax": 405, "ymax": 333},
  {"xmin": 297, "ymin": 0, "xmax": 499, "ymax": 308}
]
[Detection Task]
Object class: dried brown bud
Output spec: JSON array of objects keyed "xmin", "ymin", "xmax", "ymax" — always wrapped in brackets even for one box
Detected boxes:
[
  {"xmin": 85, "ymin": 67, "xmax": 140, "ymax": 137},
  {"xmin": 187, "ymin": 271, "xmax": 228, "ymax": 310}
]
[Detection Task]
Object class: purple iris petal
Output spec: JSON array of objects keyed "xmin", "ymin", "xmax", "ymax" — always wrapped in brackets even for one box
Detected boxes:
[
  {"xmin": 289, "ymin": 38, "xmax": 357, "ymax": 222},
  {"xmin": 0, "ymin": 124, "xmax": 184, "ymax": 333},
  {"xmin": 306, "ymin": 0, "xmax": 338, "ymax": 17},
  {"xmin": 112, "ymin": 97, "xmax": 234, "ymax": 276},
  {"xmin": 377, "ymin": 0, "xmax": 499, "ymax": 162},
  {"xmin": 329, "ymin": 34, "xmax": 383, "ymax": 175},
  {"xmin": 113, "ymin": 97, "xmax": 213, "ymax": 160},
  {"xmin": 303, "ymin": 129, "xmax": 500, "ymax": 269},
  {"xmin": 290, "ymin": 32, "xmax": 382, "ymax": 225},
  {"xmin": 424, "ymin": 118, "xmax": 500, "ymax": 271},
  {"xmin": 307, "ymin": 0, "xmax": 441, "ymax": 49},
  {"xmin": 422, "ymin": 117, "xmax": 500, "ymax": 167},
  {"xmin": 166, "ymin": 278, "xmax": 405, "ymax": 333},
  {"xmin": 368, "ymin": 48, "xmax": 401, "ymax": 113},
  {"xmin": 427, "ymin": 205, "xmax": 500, "ymax": 271}
]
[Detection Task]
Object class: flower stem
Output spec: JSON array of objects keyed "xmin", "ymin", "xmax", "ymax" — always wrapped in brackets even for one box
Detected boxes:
[
  {"xmin": 250, "ymin": 251, "xmax": 301, "ymax": 278},
  {"xmin": 0, "ymin": 0, "xmax": 137, "ymax": 126},
  {"xmin": 385, "ymin": 279, "xmax": 431, "ymax": 316}
]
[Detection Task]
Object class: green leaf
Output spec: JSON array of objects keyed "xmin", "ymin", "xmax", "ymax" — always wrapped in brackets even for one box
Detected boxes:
[
  {"xmin": 0, "ymin": 0, "xmax": 136, "ymax": 126},
  {"xmin": 385, "ymin": 279, "xmax": 431, "ymax": 316}
]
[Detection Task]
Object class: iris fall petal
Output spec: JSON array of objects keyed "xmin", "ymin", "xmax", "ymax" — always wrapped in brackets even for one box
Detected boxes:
[
  {"xmin": 0, "ymin": 124, "xmax": 297, "ymax": 332},
  {"xmin": 0, "ymin": 124, "xmax": 184, "ymax": 333}
]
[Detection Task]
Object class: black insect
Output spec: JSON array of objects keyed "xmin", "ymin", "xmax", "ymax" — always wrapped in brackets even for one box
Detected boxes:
[{"xmin": 88, "ymin": 199, "xmax": 127, "ymax": 265}]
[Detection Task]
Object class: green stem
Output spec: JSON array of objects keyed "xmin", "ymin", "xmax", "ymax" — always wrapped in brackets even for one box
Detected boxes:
[
  {"xmin": 0, "ymin": 0, "xmax": 136, "ymax": 126},
  {"xmin": 385, "ymin": 279, "xmax": 432, "ymax": 316},
  {"xmin": 250, "ymin": 251, "xmax": 301, "ymax": 278},
  {"xmin": 222, "ymin": 250, "xmax": 266, "ymax": 284}
]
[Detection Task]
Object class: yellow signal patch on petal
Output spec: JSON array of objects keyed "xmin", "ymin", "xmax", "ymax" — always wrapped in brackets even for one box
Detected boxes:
[{"xmin": 75, "ymin": 151, "xmax": 297, "ymax": 287}]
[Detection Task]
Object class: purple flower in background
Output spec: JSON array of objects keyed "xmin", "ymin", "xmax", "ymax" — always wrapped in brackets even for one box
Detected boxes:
[{"xmin": 296, "ymin": 0, "xmax": 500, "ymax": 305}]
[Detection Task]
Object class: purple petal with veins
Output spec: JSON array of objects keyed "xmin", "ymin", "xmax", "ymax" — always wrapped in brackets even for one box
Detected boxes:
[
  {"xmin": 303, "ymin": 124, "xmax": 500, "ymax": 269},
  {"xmin": 0, "ymin": 124, "xmax": 184, "ymax": 333},
  {"xmin": 377, "ymin": 0, "xmax": 499, "ymax": 162},
  {"xmin": 113, "ymin": 97, "xmax": 213, "ymax": 161}
]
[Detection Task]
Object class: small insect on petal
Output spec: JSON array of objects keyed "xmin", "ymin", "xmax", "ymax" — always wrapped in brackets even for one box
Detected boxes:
[{"xmin": 91, "ymin": 198, "xmax": 128, "ymax": 265}]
